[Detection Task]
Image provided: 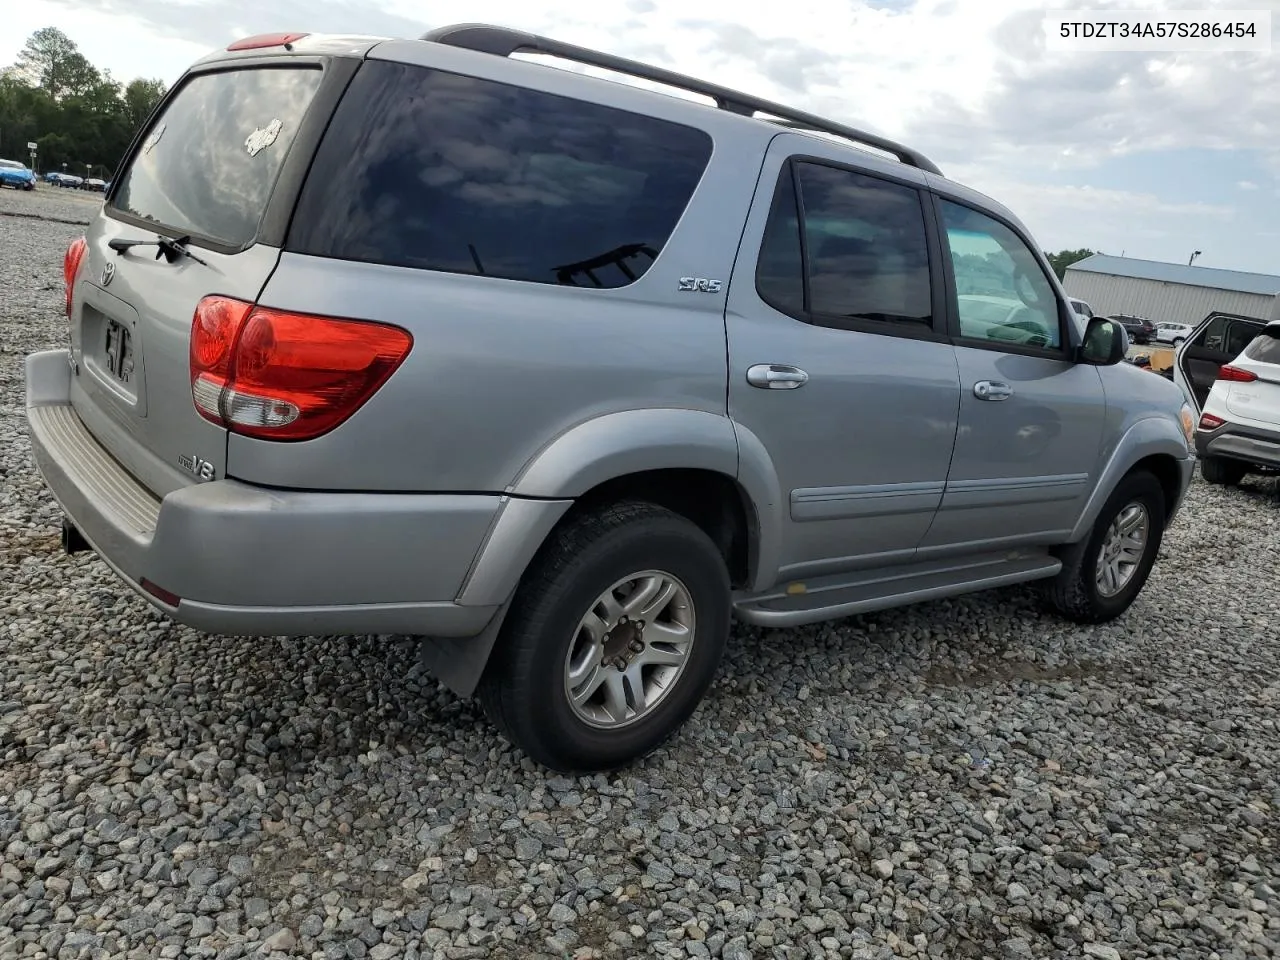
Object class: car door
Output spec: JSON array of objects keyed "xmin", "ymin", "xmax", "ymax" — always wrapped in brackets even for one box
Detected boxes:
[
  {"xmin": 1174, "ymin": 311, "xmax": 1269, "ymax": 412},
  {"xmin": 726, "ymin": 137, "xmax": 961, "ymax": 582},
  {"xmin": 917, "ymin": 195, "xmax": 1107, "ymax": 554}
]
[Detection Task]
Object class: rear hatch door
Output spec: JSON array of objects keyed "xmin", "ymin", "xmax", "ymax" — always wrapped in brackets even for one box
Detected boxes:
[{"xmin": 70, "ymin": 53, "xmax": 356, "ymax": 497}]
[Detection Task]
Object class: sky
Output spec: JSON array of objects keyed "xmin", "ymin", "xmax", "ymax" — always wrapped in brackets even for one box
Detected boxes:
[{"xmin": 2, "ymin": 0, "xmax": 1277, "ymax": 275}]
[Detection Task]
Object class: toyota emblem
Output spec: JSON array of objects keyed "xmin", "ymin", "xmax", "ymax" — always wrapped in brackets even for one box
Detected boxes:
[{"xmin": 101, "ymin": 261, "xmax": 115, "ymax": 286}]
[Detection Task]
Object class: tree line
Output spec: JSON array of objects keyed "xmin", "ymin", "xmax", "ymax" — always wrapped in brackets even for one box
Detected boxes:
[{"xmin": 0, "ymin": 27, "xmax": 166, "ymax": 179}]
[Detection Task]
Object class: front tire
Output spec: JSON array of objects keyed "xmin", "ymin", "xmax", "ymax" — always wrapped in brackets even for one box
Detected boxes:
[
  {"xmin": 1044, "ymin": 471, "xmax": 1165, "ymax": 624},
  {"xmin": 1200, "ymin": 455, "xmax": 1248, "ymax": 486},
  {"xmin": 478, "ymin": 500, "xmax": 731, "ymax": 772}
]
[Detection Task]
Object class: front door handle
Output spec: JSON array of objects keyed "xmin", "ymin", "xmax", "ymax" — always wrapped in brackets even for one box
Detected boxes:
[
  {"xmin": 747, "ymin": 364, "xmax": 809, "ymax": 389},
  {"xmin": 973, "ymin": 380, "xmax": 1013, "ymax": 401}
]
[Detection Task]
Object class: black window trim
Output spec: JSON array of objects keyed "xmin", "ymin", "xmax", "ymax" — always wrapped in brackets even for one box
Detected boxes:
[
  {"xmin": 282, "ymin": 59, "xmax": 715, "ymax": 290},
  {"xmin": 929, "ymin": 191, "xmax": 1075, "ymax": 363},
  {"xmin": 103, "ymin": 55, "xmax": 360, "ymax": 257},
  {"xmin": 753, "ymin": 154, "xmax": 948, "ymax": 345}
]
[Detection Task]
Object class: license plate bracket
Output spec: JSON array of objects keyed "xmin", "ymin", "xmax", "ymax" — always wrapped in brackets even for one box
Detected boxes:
[{"xmin": 104, "ymin": 319, "xmax": 134, "ymax": 384}]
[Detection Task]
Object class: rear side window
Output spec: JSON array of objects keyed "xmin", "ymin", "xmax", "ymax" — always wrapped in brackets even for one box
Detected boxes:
[
  {"xmin": 111, "ymin": 67, "xmax": 323, "ymax": 248},
  {"xmin": 1244, "ymin": 331, "xmax": 1280, "ymax": 364},
  {"xmin": 756, "ymin": 160, "xmax": 933, "ymax": 329},
  {"xmin": 287, "ymin": 61, "xmax": 713, "ymax": 288}
]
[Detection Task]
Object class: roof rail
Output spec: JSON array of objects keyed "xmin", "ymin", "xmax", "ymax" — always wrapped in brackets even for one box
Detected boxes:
[{"xmin": 419, "ymin": 23, "xmax": 943, "ymax": 176}]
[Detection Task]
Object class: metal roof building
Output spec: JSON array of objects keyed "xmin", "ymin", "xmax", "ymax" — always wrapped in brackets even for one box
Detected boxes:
[{"xmin": 1062, "ymin": 254, "xmax": 1280, "ymax": 329}]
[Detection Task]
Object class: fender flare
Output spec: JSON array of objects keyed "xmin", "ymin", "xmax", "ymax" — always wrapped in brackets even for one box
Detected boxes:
[
  {"xmin": 501, "ymin": 408, "xmax": 784, "ymax": 592},
  {"xmin": 1067, "ymin": 416, "xmax": 1190, "ymax": 542}
]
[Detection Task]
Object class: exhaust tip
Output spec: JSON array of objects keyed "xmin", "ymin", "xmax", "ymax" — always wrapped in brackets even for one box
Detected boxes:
[{"xmin": 60, "ymin": 518, "xmax": 91, "ymax": 555}]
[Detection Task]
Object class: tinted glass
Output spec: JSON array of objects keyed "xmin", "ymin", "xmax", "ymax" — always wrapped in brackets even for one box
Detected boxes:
[
  {"xmin": 111, "ymin": 67, "xmax": 323, "ymax": 247},
  {"xmin": 941, "ymin": 200, "xmax": 1060, "ymax": 349},
  {"xmin": 288, "ymin": 61, "xmax": 713, "ymax": 288},
  {"xmin": 1244, "ymin": 330, "xmax": 1280, "ymax": 364},
  {"xmin": 1198, "ymin": 315, "xmax": 1229, "ymax": 351},
  {"xmin": 794, "ymin": 163, "xmax": 931, "ymax": 324},
  {"xmin": 755, "ymin": 168, "xmax": 805, "ymax": 314},
  {"xmin": 1226, "ymin": 321, "xmax": 1263, "ymax": 357}
]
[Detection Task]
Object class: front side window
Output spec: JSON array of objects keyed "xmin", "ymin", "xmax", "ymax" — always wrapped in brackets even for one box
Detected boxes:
[
  {"xmin": 110, "ymin": 67, "xmax": 323, "ymax": 247},
  {"xmin": 941, "ymin": 200, "xmax": 1061, "ymax": 350},
  {"xmin": 287, "ymin": 61, "xmax": 713, "ymax": 288},
  {"xmin": 756, "ymin": 160, "xmax": 932, "ymax": 328}
]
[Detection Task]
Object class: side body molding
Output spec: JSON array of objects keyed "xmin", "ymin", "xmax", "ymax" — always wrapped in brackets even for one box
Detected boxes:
[{"xmin": 1067, "ymin": 416, "xmax": 1193, "ymax": 542}]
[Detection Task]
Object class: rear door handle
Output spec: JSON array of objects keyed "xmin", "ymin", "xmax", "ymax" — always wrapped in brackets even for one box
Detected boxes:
[
  {"xmin": 747, "ymin": 364, "xmax": 809, "ymax": 389},
  {"xmin": 973, "ymin": 380, "xmax": 1013, "ymax": 401}
]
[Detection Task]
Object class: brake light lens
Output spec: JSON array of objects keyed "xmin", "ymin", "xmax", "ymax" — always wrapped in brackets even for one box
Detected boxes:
[
  {"xmin": 226, "ymin": 32, "xmax": 309, "ymax": 51},
  {"xmin": 63, "ymin": 236, "xmax": 87, "ymax": 317},
  {"xmin": 1198, "ymin": 413, "xmax": 1225, "ymax": 430},
  {"xmin": 1218, "ymin": 365, "xmax": 1257, "ymax": 383},
  {"xmin": 190, "ymin": 296, "xmax": 412, "ymax": 441}
]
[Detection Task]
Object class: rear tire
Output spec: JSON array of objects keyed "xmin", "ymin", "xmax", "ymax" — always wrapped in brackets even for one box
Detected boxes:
[
  {"xmin": 1200, "ymin": 455, "xmax": 1248, "ymax": 486},
  {"xmin": 1044, "ymin": 471, "xmax": 1165, "ymax": 624},
  {"xmin": 477, "ymin": 500, "xmax": 731, "ymax": 772}
]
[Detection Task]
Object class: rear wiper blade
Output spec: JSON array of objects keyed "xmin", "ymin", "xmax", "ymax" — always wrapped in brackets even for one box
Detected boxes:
[{"xmin": 108, "ymin": 234, "xmax": 209, "ymax": 266}]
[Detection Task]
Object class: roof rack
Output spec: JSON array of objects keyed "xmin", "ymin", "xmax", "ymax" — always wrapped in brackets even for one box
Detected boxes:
[{"xmin": 419, "ymin": 23, "xmax": 943, "ymax": 176}]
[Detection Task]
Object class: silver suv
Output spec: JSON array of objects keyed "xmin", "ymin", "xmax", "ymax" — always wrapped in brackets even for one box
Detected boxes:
[{"xmin": 26, "ymin": 24, "xmax": 1197, "ymax": 771}]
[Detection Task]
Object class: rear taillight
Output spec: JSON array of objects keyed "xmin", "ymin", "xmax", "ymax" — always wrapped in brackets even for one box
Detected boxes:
[
  {"xmin": 63, "ymin": 236, "xmax": 87, "ymax": 317},
  {"xmin": 226, "ymin": 32, "xmax": 309, "ymax": 51},
  {"xmin": 190, "ymin": 296, "xmax": 412, "ymax": 441},
  {"xmin": 1199, "ymin": 413, "xmax": 1225, "ymax": 430},
  {"xmin": 1218, "ymin": 365, "xmax": 1257, "ymax": 383}
]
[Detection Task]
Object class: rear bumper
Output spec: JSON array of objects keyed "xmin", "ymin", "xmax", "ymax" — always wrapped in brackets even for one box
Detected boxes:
[
  {"xmin": 1195, "ymin": 420, "xmax": 1280, "ymax": 469},
  {"xmin": 24, "ymin": 349, "xmax": 571, "ymax": 638}
]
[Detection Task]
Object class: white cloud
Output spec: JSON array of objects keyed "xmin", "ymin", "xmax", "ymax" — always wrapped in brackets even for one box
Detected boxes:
[{"xmin": 1238, "ymin": 180, "xmax": 1260, "ymax": 190}]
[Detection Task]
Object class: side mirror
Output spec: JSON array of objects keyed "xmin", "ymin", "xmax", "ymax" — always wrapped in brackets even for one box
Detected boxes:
[{"xmin": 1079, "ymin": 316, "xmax": 1127, "ymax": 366}]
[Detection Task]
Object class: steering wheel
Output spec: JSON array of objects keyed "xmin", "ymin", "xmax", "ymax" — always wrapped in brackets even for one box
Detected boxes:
[{"xmin": 995, "ymin": 304, "xmax": 1051, "ymax": 346}]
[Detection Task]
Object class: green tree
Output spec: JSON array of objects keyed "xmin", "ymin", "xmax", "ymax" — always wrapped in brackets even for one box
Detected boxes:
[
  {"xmin": 1044, "ymin": 248, "xmax": 1096, "ymax": 280},
  {"xmin": 0, "ymin": 27, "xmax": 166, "ymax": 177},
  {"xmin": 122, "ymin": 78, "xmax": 166, "ymax": 131},
  {"xmin": 14, "ymin": 27, "xmax": 91, "ymax": 100}
]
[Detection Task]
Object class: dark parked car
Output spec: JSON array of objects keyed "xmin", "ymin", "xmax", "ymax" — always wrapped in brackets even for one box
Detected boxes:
[{"xmin": 1113, "ymin": 314, "xmax": 1156, "ymax": 344}]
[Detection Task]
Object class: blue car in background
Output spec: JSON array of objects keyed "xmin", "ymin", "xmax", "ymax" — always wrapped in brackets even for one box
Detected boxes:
[{"xmin": 0, "ymin": 159, "xmax": 37, "ymax": 190}]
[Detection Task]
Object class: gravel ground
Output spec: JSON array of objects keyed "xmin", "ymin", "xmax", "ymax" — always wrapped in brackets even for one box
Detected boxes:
[{"xmin": 2, "ymin": 188, "xmax": 1279, "ymax": 960}]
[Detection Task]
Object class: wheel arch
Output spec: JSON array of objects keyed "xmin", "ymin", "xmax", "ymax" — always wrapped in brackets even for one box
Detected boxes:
[
  {"xmin": 429, "ymin": 412, "xmax": 784, "ymax": 698},
  {"xmin": 1067, "ymin": 417, "xmax": 1191, "ymax": 542}
]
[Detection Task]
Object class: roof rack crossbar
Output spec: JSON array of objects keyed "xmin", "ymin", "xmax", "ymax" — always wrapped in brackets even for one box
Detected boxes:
[{"xmin": 420, "ymin": 23, "xmax": 943, "ymax": 176}]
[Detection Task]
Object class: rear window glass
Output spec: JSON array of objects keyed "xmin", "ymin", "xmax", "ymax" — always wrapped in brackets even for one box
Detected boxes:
[
  {"xmin": 1244, "ymin": 330, "xmax": 1280, "ymax": 364},
  {"xmin": 287, "ymin": 61, "xmax": 713, "ymax": 288},
  {"xmin": 110, "ymin": 66, "xmax": 323, "ymax": 248}
]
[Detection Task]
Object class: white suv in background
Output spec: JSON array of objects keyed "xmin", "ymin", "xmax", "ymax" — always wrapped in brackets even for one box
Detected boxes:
[
  {"xmin": 1186, "ymin": 319, "xmax": 1280, "ymax": 485},
  {"xmin": 1156, "ymin": 321, "xmax": 1194, "ymax": 345}
]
